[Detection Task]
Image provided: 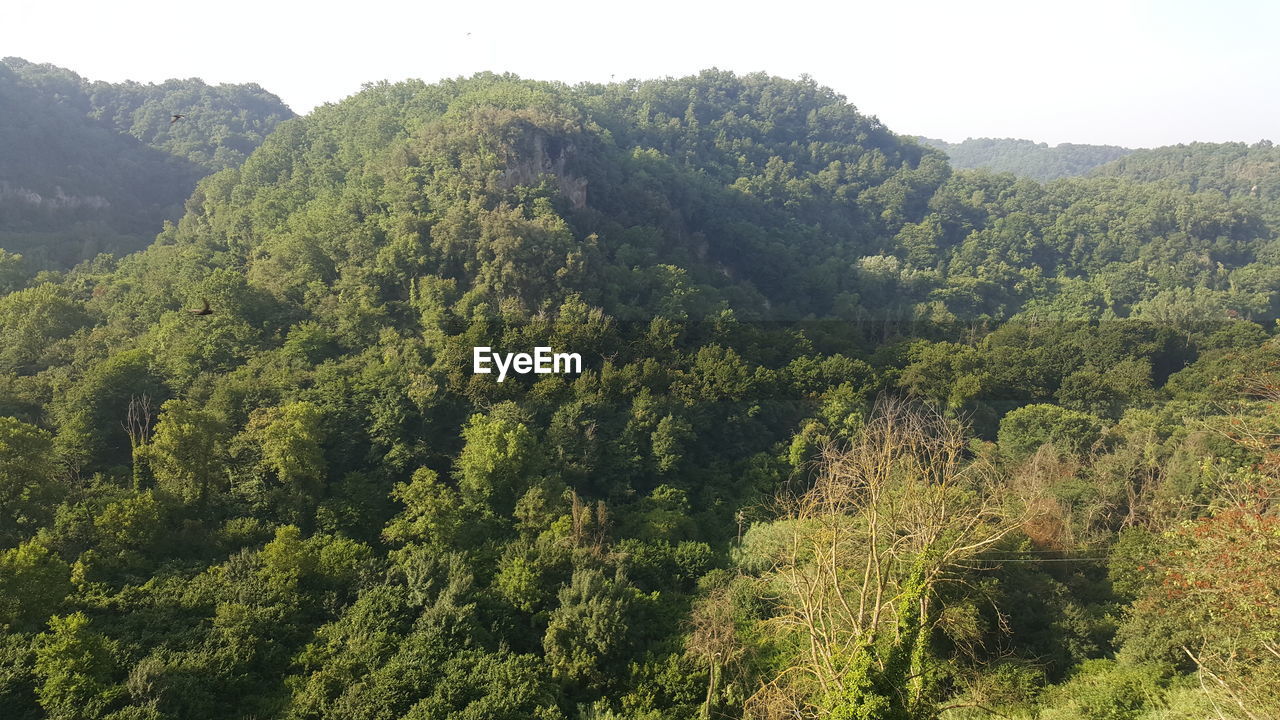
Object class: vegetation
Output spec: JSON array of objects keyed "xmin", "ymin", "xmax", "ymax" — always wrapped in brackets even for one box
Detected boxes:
[
  {"xmin": 918, "ymin": 137, "xmax": 1132, "ymax": 182},
  {"xmin": 0, "ymin": 57, "xmax": 293, "ymax": 270},
  {"xmin": 1091, "ymin": 140, "xmax": 1280, "ymax": 222},
  {"xmin": 1, "ymin": 68, "xmax": 1278, "ymax": 718}
]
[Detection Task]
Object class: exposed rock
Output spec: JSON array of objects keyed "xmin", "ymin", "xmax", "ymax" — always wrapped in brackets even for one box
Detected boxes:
[
  {"xmin": 500, "ymin": 130, "xmax": 588, "ymax": 210},
  {"xmin": 0, "ymin": 182, "xmax": 110, "ymax": 209}
]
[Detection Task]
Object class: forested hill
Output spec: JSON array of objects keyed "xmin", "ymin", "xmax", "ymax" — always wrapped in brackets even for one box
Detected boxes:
[
  {"xmin": 1090, "ymin": 140, "xmax": 1280, "ymax": 209},
  {"xmin": 3, "ymin": 70, "xmax": 1280, "ymax": 719},
  {"xmin": 89, "ymin": 72, "xmax": 1280, "ymax": 326},
  {"xmin": 0, "ymin": 57, "xmax": 293, "ymax": 269},
  {"xmin": 918, "ymin": 136, "xmax": 1132, "ymax": 181},
  {"xmin": 144, "ymin": 70, "xmax": 943, "ymax": 322}
]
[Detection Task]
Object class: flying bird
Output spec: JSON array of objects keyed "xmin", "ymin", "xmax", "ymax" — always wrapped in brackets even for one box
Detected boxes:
[
  {"xmin": 170, "ymin": 114, "xmax": 184, "ymax": 124},
  {"xmin": 187, "ymin": 298, "xmax": 212, "ymax": 316}
]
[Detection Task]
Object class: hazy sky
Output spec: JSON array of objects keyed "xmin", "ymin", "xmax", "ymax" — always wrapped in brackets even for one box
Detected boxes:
[{"xmin": 4, "ymin": 0, "xmax": 1276, "ymax": 148}]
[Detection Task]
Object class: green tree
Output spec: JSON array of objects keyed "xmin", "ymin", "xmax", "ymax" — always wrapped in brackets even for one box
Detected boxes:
[
  {"xmin": 0, "ymin": 284, "xmax": 88, "ymax": 374},
  {"xmin": 33, "ymin": 612, "xmax": 123, "ymax": 719},
  {"xmin": 543, "ymin": 568, "xmax": 634, "ymax": 689},
  {"xmin": 0, "ymin": 416, "xmax": 60, "ymax": 546},
  {"xmin": 455, "ymin": 405, "xmax": 541, "ymax": 516},
  {"xmin": 243, "ymin": 401, "xmax": 328, "ymax": 517},
  {"xmin": 383, "ymin": 468, "xmax": 465, "ymax": 547},
  {"xmin": 997, "ymin": 404, "xmax": 1105, "ymax": 460},
  {"xmin": 0, "ymin": 539, "xmax": 72, "ymax": 631},
  {"xmin": 93, "ymin": 490, "xmax": 164, "ymax": 566},
  {"xmin": 148, "ymin": 399, "xmax": 224, "ymax": 508}
]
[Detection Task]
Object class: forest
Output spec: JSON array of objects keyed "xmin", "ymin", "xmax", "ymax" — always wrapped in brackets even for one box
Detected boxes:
[
  {"xmin": 0, "ymin": 57, "xmax": 293, "ymax": 270},
  {"xmin": 915, "ymin": 137, "xmax": 1132, "ymax": 182},
  {"xmin": 1, "ymin": 66, "xmax": 1279, "ymax": 720}
]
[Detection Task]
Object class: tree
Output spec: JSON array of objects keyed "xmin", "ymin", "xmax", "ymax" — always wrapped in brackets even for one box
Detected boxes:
[
  {"xmin": 93, "ymin": 490, "xmax": 164, "ymax": 566},
  {"xmin": 0, "ymin": 540, "xmax": 71, "ymax": 631},
  {"xmin": 651, "ymin": 415, "xmax": 693, "ymax": 473},
  {"xmin": 383, "ymin": 468, "xmax": 465, "ymax": 547},
  {"xmin": 33, "ymin": 612, "xmax": 123, "ymax": 719},
  {"xmin": 736, "ymin": 399, "xmax": 1017, "ymax": 719},
  {"xmin": 148, "ymin": 399, "xmax": 224, "ymax": 508},
  {"xmin": 52, "ymin": 349, "xmax": 169, "ymax": 473},
  {"xmin": 1122, "ymin": 470, "xmax": 1280, "ymax": 719},
  {"xmin": 688, "ymin": 581, "xmax": 748, "ymax": 719},
  {"xmin": 242, "ymin": 401, "xmax": 328, "ymax": 517},
  {"xmin": 121, "ymin": 394, "xmax": 155, "ymax": 491},
  {"xmin": 455, "ymin": 405, "xmax": 541, "ymax": 516},
  {"xmin": 0, "ymin": 250, "xmax": 25, "ymax": 294},
  {"xmin": 0, "ymin": 416, "xmax": 59, "ymax": 546},
  {"xmin": 543, "ymin": 568, "xmax": 634, "ymax": 689},
  {"xmin": 997, "ymin": 404, "xmax": 1104, "ymax": 461},
  {"xmin": 259, "ymin": 402, "xmax": 328, "ymax": 487},
  {"xmin": 0, "ymin": 284, "xmax": 88, "ymax": 374}
]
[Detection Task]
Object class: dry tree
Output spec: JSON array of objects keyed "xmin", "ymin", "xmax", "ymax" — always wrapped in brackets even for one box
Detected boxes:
[{"xmin": 738, "ymin": 397, "xmax": 1020, "ymax": 719}]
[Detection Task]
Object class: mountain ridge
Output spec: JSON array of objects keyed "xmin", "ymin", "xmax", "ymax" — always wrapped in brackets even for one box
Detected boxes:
[
  {"xmin": 0, "ymin": 57, "xmax": 294, "ymax": 270},
  {"xmin": 917, "ymin": 135, "xmax": 1133, "ymax": 181}
]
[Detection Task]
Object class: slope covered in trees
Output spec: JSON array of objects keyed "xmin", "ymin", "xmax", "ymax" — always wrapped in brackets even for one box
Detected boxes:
[
  {"xmin": 1091, "ymin": 141, "xmax": 1280, "ymax": 217},
  {"xmin": 1, "ymin": 70, "xmax": 1279, "ymax": 719},
  {"xmin": 0, "ymin": 57, "xmax": 293, "ymax": 270},
  {"xmin": 918, "ymin": 137, "xmax": 1132, "ymax": 182}
]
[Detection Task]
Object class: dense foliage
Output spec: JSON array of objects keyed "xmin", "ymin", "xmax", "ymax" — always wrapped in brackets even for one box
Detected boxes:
[
  {"xmin": 0, "ymin": 57, "xmax": 292, "ymax": 270},
  {"xmin": 1091, "ymin": 141, "xmax": 1280, "ymax": 221},
  {"xmin": 1, "ymin": 69, "xmax": 1278, "ymax": 719},
  {"xmin": 918, "ymin": 137, "xmax": 1132, "ymax": 182}
]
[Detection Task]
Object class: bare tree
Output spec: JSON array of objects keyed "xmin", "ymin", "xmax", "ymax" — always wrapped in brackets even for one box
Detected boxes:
[
  {"xmin": 123, "ymin": 394, "xmax": 155, "ymax": 490},
  {"xmin": 740, "ymin": 397, "xmax": 1019, "ymax": 719},
  {"xmin": 689, "ymin": 583, "xmax": 748, "ymax": 719}
]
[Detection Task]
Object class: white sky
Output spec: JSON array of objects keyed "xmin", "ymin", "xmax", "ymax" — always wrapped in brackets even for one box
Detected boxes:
[{"xmin": 4, "ymin": 0, "xmax": 1277, "ymax": 148}]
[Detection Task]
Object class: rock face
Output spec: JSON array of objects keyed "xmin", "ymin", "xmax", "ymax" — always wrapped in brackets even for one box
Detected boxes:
[
  {"xmin": 0, "ymin": 182, "xmax": 110, "ymax": 211},
  {"xmin": 500, "ymin": 130, "xmax": 588, "ymax": 210}
]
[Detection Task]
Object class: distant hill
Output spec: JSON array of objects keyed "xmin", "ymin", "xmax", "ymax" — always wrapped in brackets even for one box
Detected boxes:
[
  {"xmin": 1090, "ymin": 140, "xmax": 1280, "ymax": 207},
  {"xmin": 918, "ymin": 136, "xmax": 1132, "ymax": 181},
  {"xmin": 0, "ymin": 58, "xmax": 293, "ymax": 269}
]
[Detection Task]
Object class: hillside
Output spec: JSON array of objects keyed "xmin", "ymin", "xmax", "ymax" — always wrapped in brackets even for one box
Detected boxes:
[
  {"xmin": 0, "ymin": 58, "xmax": 293, "ymax": 270},
  {"xmin": 1, "ymin": 70, "xmax": 1279, "ymax": 720},
  {"xmin": 919, "ymin": 136, "xmax": 1132, "ymax": 181},
  {"xmin": 1091, "ymin": 140, "xmax": 1280, "ymax": 208}
]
